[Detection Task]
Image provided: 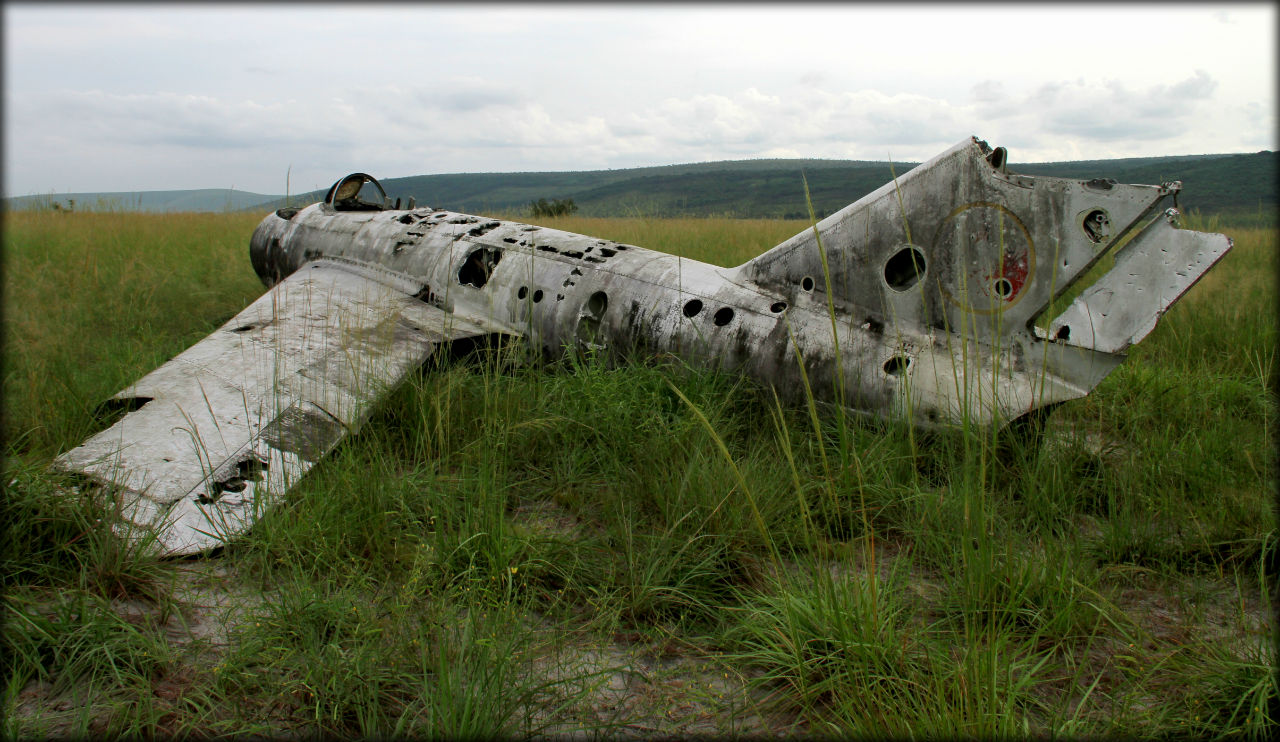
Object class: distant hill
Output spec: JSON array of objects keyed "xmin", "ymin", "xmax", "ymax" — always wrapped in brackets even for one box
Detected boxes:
[
  {"xmin": 3, "ymin": 188, "xmax": 274, "ymax": 213},
  {"xmin": 1012, "ymin": 151, "xmax": 1276, "ymax": 216},
  {"xmin": 5, "ymin": 151, "xmax": 1274, "ymax": 220},
  {"xmin": 256, "ymin": 150, "xmax": 1278, "ymax": 221},
  {"xmin": 253, "ymin": 158, "xmax": 907, "ymax": 219}
]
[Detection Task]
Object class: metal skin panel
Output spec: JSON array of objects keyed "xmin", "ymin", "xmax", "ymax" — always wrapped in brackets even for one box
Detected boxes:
[
  {"xmin": 1047, "ymin": 208, "xmax": 1234, "ymax": 353},
  {"xmin": 53, "ymin": 260, "xmax": 507, "ymax": 555},
  {"xmin": 55, "ymin": 136, "xmax": 1232, "ymax": 555}
]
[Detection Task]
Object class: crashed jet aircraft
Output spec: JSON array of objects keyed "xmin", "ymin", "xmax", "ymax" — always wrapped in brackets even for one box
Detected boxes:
[{"xmin": 55, "ymin": 137, "xmax": 1233, "ymax": 555}]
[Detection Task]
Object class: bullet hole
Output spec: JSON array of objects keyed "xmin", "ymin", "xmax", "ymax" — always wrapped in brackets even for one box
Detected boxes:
[
  {"xmin": 503, "ymin": 237, "xmax": 517, "ymax": 243},
  {"xmin": 412, "ymin": 285, "xmax": 437, "ymax": 304},
  {"xmin": 801, "ymin": 276, "xmax": 815, "ymax": 292},
  {"xmin": 770, "ymin": 301, "xmax": 787, "ymax": 313},
  {"xmin": 518, "ymin": 286, "xmax": 529, "ymax": 300},
  {"xmin": 398, "ymin": 214, "xmax": 418, "ymax": 225},
  {"xmin": 586, "ymin": 290, "xmax": 608, "ymax": 317},
  {"xmin": 614, "ymin": 244, "xmax": 630, "ymax": 250},
  {"xmin": 992, "ymin": 277, "xmax": 1014, "ymax": 299},
  {"xmin": 561, "ymin": 251, "xmax": 584, "ymax": 259},
  {"xmin": 884, "ymin": 246, "xmax": 926, "ymax": 291},
  {"xmin": 576, "ymin": 292, "xmax": 609, "ymax": 350},
  {"xmin": 275, "ymin": 208, "xmax": 299, "ymax": 220},
  {"xmin": 598, "ymin": 248, "xmax": 617, "ymax": 258},
  {"xmin": 537, "ymin": 245, "xmax": 558, "ymax": 253},
  {"xmin": 198, "ymin": 456, "xmax": 268, "ymax": 504},
  {"xmin": 449, "ymin": 216, "xmax": 479, "ymax": 224},
  {"xmin": 93, "ymin": 395, "xmax": 153, "ymax": 430},
  {"xmin": 987, "ymin": 146, "xmax": 1007, "ymax": 170},
  {"xmin": 571, "ymin": 268, "xmax": 583, "ymax": 276},
  {"xmin": 533, "ymin": 290, "xmax": 544, "ymax": 303},
  {"xmin": 468, "ymin": 220, "xmax": 501, "ymax": 237},
  {"xmin": 563, "ymin": 277, "xmax": 576, "ymax": 288},
  {"xmin": 1055, "ymin": 325, "xmax": 1071, "ymax": 341},
  {"xmin": 584, "ymin": 257, "xmax": 605, "ymax": 263},
  {"xmin": 231, "ymin": 323, "xmax": 257, "ymax": 333},
  {"xmin": 585, "ymin": 246, "xmax": 593, "ymax": 253},
  {"xmin": 556, "ymin": 294, "xmax": 565, "ymax": 301},
  {"xmin": 458, "ymin": 247, "xmax": 502, "ymax": 288},
  {"xmin": 713, "ymin": 307, "xmax": 735, "ymax": 326},
  {"xmin": 1081, "ymin": 209, "xmax": 1111, "ymax": 243},
  {"xmin": 683, "ymin": 299, "xmax": 703, "ymax": 317},
  {"xmin": 883, "ymin": 355, "xmax": 911, "ymax": 376},
  {"xmin": 236, "ymin": 456, "xmax": 267, "ymax": 480}
]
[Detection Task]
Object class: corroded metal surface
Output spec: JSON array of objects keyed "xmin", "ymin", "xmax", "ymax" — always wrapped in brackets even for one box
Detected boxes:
[
  {"xmin": 54, "ymin": 136, "xmax": 1233, "ymax": 555},
  {"xmin": 55, "ymin": 260, "xmax": 510, "ymax": 555}
]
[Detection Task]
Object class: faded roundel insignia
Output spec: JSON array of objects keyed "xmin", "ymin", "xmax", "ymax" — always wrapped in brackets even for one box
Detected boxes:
[{"xmin": 934, "ymin": 202, "xmax": 1035, "ymax": 315}]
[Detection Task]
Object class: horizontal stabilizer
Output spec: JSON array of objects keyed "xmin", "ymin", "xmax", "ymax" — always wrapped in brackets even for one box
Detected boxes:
[{"xmin": 1048, "ymin": 210, "xmax": 1233, "ymax": 353}]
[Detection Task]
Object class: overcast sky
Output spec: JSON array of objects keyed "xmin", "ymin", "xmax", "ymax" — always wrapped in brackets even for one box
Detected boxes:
[{"xmin": 4, "ymin": 2, "xmax": 1275, "ymax": 196}]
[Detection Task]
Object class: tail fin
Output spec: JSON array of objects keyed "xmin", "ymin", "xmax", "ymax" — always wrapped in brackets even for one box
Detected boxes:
[{"xmin": 735, "ymin": 136, "xmax": 1230, "ymax": 353}]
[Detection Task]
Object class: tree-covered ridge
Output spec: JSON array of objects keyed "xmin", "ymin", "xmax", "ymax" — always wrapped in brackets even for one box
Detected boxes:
[
  {"xmin": 302, "ymin": 150, "xmax": 1280, "ymax": 220},
  {"xmin": 6, "ymin": 151, "xmax": 1274, "ymax": 220}
]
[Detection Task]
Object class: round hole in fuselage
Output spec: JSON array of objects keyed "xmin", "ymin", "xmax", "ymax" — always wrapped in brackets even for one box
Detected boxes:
[
  {"xmin": 883, "ymin": 355, "xmax": 911, "ymax": 376},
  {"xmin": 713, "ymin": 307, "xmax": 735, "ymax": 326},
  {"xmin": 884, "ymin": 246, "xmax": 926, "ymax": 291},
  {"xmin": 683, "ymin": 299, "xmax": 703, "ymax": 318},
  {"xmin": 586, "ymin": 291, "xmax": 608, "ymax": 318}
]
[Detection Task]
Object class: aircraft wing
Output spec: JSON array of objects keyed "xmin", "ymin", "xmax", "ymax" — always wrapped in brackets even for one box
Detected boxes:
[{"xmin": 54, "ymin": 258, "xmax": 513, "ymax": 556}]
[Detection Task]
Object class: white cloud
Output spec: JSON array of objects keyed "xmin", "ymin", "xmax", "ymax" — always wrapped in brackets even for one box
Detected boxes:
[
  {"xmin": 3, "ymin": 4, "xmax": 1274, "ymax": 193},
  {"xmin": 989, "ymin": 72, "xmax": 1219, "ymax": 145},
  {"xmin": 970, "ymin": 81, "xmax": 1004, "ymax": 105}
]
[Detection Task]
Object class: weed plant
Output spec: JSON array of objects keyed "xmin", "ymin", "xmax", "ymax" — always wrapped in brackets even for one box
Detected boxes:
[{"xmin": 3, "ymin": 209, "xmax": 1275, "ymax": 737}]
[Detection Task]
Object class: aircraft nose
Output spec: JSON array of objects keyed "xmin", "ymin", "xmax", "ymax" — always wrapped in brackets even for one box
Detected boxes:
[{"xmin": 249, "ymin": 210, "xmax": 295, "ymax": 287}]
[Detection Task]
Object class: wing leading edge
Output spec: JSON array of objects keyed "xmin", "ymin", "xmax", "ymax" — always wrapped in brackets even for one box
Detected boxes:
[{"xmin": 54, "ymin": 259, "xmax": 513, "ymax": 555}]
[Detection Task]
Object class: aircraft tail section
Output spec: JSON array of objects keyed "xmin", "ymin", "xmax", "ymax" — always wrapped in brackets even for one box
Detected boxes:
[{"xmin": 736, "ymin": 136, "xmax": 1230, "ymax": 354}]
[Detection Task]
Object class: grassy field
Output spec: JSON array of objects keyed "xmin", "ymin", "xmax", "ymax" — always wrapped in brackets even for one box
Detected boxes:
[{"xmin": 3, "ymin": 209, "xmax": 1276, "ymax": 738}]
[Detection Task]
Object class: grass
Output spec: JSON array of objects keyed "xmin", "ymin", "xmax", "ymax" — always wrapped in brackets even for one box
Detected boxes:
[{"xmin": 3, "ymin": 208, "xmax": 1275, "ymax": 737}]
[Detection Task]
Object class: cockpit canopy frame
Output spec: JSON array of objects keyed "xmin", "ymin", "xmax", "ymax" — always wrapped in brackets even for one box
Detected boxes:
[{"xmin": 324, "ymin": 172, "xmax": 388, "ymax": 212}]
